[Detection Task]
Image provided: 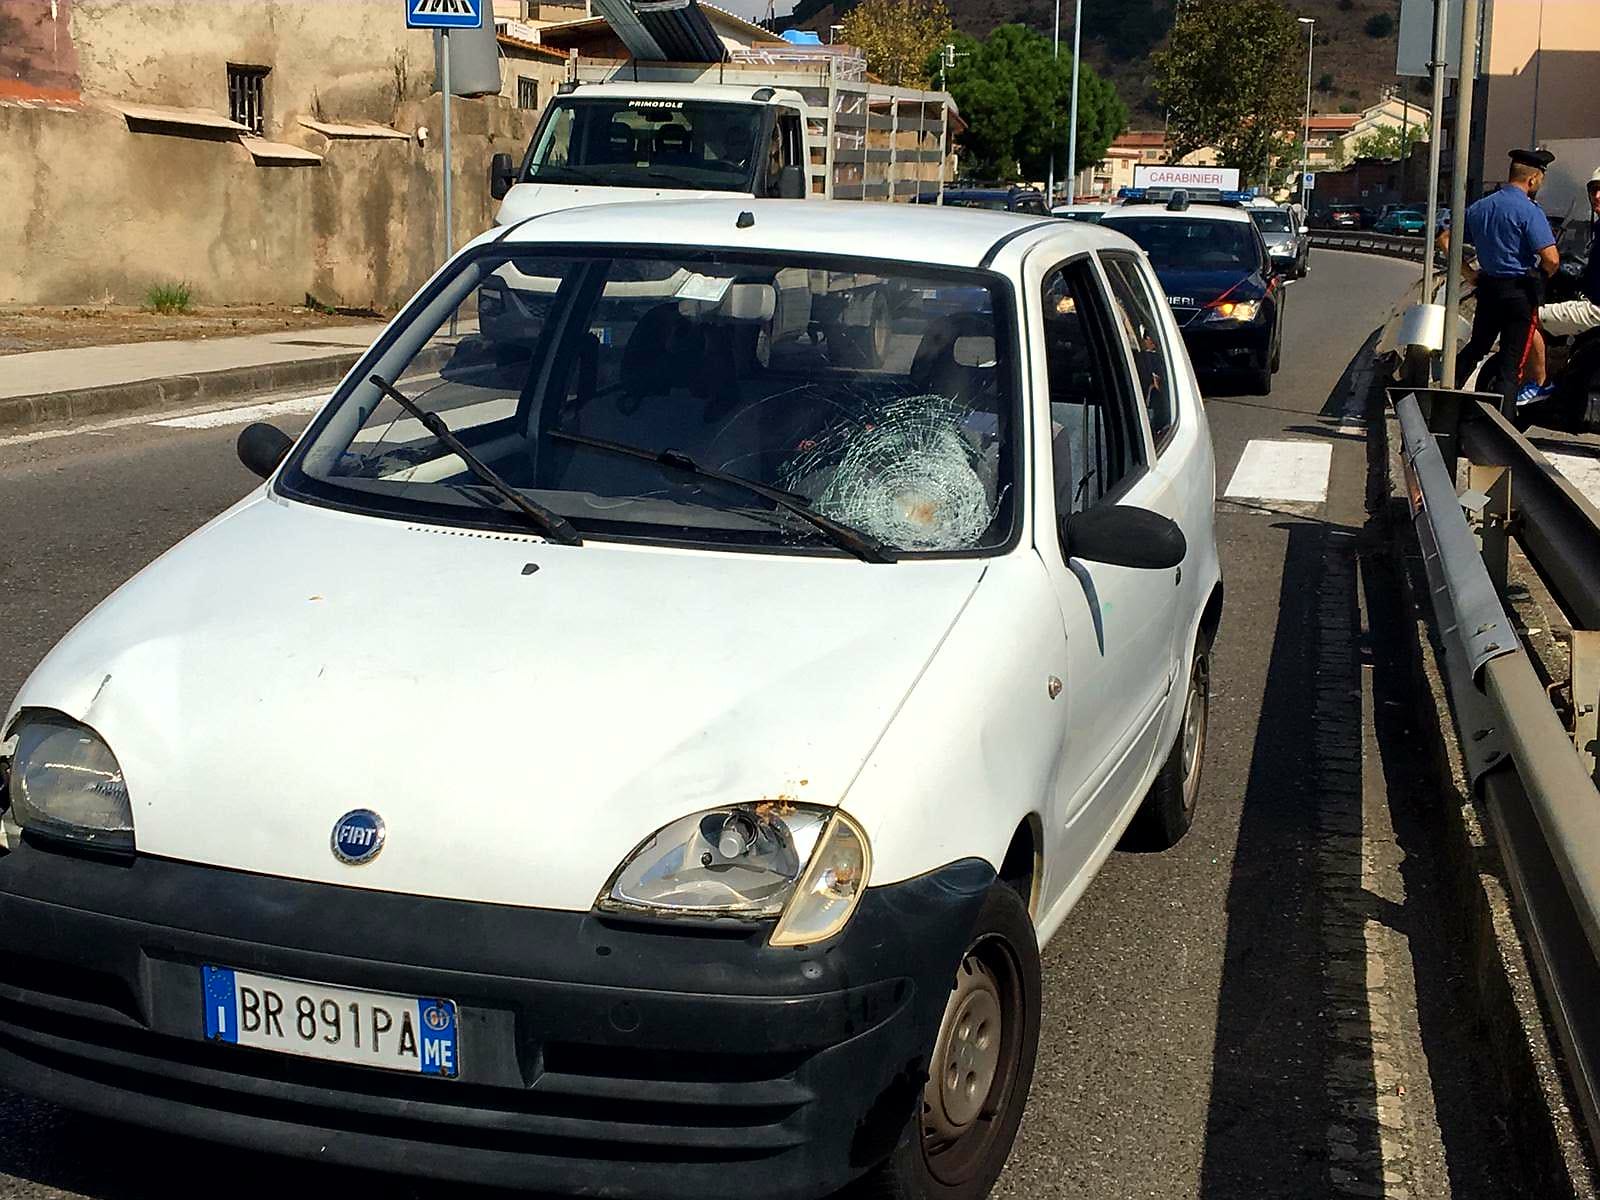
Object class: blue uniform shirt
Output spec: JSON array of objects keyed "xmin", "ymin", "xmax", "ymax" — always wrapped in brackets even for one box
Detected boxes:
[{"xmin": 1465, "ymin": 185, "xmax": 1555, "ymax": 278}]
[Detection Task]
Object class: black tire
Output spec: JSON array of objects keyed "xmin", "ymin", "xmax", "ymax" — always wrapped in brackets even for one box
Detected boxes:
[
  {"xmin": 857, "ymin": 884, "xmax": 1041, "ymax": 1200},
  {"xmin": 1122, "ymin": 632, "xmax": 1211, "ymax": 851},
  {"xmin": 1270, "ymin": 331, "xmax": 1282, "ymax": 374},
  {"xmin": 1249, "ymin": 362, "xmax": 1274, "ymax": 395},
  {"xmin": 829, "ymin": 290, "xmax": 892, "ymax": 369}
]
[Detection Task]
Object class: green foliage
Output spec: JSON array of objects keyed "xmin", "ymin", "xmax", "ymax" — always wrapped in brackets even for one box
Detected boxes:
[
  {"xmin": 1364, "ymin": 13, "xmax": 1395, "ymax": 38},
  {"xmin": 840, "ymin": 0, "xmax": 952, "ymax": 86},
  {"xmin": 145, "ymin": 281, "xmax": 194, "ymax": 314},
  {"xmin": 1316, "ymin": 72, "xmax": 1335, "ymax": 93},
  {"xmin": 1350, "ymin": 121, "xmax": 1429, "ymax": 162},
  {"xmin": 934, "ymin": 25, "xmax": 1127, "ymax": 183},
  {"xmin": 1153, "ymin": 0, "xmax": 1303, "ymax": 186}
]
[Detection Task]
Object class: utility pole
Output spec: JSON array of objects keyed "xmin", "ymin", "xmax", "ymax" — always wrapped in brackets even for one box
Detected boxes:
[
  {"xmin": 1421, "ymin": 0, "xmax": 1449, "ymax": 309},
  {"xmin": 1065, "ymin": 0, "xmax": 1082, "ymax": 206},
  {"xmin": 1441, "ymin": 0, "xmax": 1480, "ymax": 388},
  {"xmin": 1048, "ymin": 0, "xmax": 1060, "ymax": 201}
]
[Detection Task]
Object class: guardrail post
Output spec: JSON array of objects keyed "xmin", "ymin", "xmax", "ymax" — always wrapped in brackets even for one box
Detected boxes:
[
  {"xmin": 1468, "ymin": 463, "xmax": 1513, "ymax": 595},
  {"xmin": 1413, "ymin": 387, "xmax": 1463, "ymax": 482},
  {"xmin": 1563, "ymin": 630, "xmax": 1600, "ymax": 777}
]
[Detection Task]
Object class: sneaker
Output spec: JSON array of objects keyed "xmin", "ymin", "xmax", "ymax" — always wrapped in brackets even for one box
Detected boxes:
[{"xmin": 1516, "ymin": 382, "xmax": 1555, "ymax": 407}]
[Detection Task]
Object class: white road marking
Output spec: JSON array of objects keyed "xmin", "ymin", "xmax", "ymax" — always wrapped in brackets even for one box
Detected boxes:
[
  {"xmin": 1544, "ymin": 451, "xmax": 1600, "ymax": 510},
  {"xmin": 151, "ymin": 393, "xmax": 326, "ymax": 429},
  {"xmin": 1223, "ymin": 439, "xmax": 1333, "ymax": 504},
  {"xmin": 0, "ymin": 390, "xmax": 328, "ymax": 449}
]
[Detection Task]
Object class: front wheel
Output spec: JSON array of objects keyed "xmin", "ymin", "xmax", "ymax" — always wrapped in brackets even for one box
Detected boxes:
[{"xmin": 858, "ymin": 884, "xmax": 1041, "ymax": 1200}]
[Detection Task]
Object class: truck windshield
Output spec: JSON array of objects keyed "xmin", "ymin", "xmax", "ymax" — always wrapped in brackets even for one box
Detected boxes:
[
  {"xmin": 280, "ymin": 248, "xmax": 1021, "ymax": 556},
  {"xmin": 525, "ymin": 99, "xmax": 764, "ymax": 192}
]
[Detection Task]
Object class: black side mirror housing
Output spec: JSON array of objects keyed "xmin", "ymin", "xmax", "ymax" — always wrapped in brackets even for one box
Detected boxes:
[
  {"xmin": 237, "ymin": 422, "xmax": 294, "ymax": 480},
  {"xmin": 1063, "ymin": 505, "xmax": 1186, "ymax": 570},
  {"xmin": 490, "ymin": 152, "xmax": 517, "ymax": 201},
  {"xmin": 775, "ymin": 164, "xmax": 806, "ymax": 200}
]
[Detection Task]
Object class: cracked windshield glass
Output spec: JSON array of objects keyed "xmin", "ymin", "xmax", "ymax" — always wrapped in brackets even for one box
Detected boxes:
[{"xmin": 288, "ymin": 250, "xmax": 1018, "ymax": 554}]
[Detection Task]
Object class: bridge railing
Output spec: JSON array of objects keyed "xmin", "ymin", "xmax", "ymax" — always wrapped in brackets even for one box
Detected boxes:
[
  {"xmin": 1311, "ymin": 228, "xmax": 1427, "ymax": 262},
  {"xmin": 1396, "ymin": 388, "xmax": 1600, "ymax": 1154}
]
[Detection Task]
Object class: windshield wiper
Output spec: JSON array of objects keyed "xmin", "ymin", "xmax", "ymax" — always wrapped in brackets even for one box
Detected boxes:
[
  {"xmin": 530, "ymin": 165, "xmax": 606, "ymax": 185},
  {"xmin": 549, "ymin": 429, "xmax": 896, "ymax": 563},
  {"xmin": 367, "ymin": 374, "xmax": 582, "ymax": 546}
]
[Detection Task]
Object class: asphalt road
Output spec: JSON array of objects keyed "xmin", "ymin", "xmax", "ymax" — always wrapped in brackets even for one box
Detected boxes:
[{"xmin": 0, "ymin": 251, "xmax": 1524, "ymax": 1199}]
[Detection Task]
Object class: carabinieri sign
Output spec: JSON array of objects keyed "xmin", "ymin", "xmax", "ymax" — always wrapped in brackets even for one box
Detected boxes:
[{"xmin": 406, "ymin": 0, "xmax": 483, "ymax": 29}]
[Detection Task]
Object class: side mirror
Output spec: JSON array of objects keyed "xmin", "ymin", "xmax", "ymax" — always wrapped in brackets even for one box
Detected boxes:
[
  {"xmin": 1063, "ymin": 505, "xmax": 1186, "ymax": 570},
  {"xmin": 1299, "ymin": 225, "xmax": 1310, "ymax": 235},
  {"xmin": 237, "ymin": 422, "xmax": 294, "ymax": 480},
  {"xmin": 490, "ymin": 152, "xmax": 517, "ymax": 201},
  {"xmin": 775, "ymin": 164, "xmax": 806, "ymax": 200}
]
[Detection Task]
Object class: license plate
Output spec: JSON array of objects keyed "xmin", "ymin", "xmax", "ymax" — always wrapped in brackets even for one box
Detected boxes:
[{"xmin": 201, "ymin": 966, "xmax": 458, "ymax": 1078}]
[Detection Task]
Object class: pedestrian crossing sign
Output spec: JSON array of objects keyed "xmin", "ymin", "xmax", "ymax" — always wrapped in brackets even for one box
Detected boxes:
[{"xmin": 406, "ymin": 0, "xmax": 483, "ymax": 28}]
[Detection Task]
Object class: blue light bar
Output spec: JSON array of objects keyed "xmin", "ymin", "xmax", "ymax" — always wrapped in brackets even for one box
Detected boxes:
[
  {"xmin": 1118, "ymin": 187, "xmax": 1147, "ymax": 200},
  {"xmin": 1220, "ymin": 190, "xmax": 1253, "ymax": 203}
]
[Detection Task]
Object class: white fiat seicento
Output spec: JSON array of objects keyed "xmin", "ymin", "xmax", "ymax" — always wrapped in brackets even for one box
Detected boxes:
[{"xmin": 0, "ymin": 200, "xmax": 1220, "ymax": 1200}]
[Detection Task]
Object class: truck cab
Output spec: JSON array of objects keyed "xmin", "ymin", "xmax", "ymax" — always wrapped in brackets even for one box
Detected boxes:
[{"xmin": 491, "ymin": 82, "xmax": 811, "ymax": 225}]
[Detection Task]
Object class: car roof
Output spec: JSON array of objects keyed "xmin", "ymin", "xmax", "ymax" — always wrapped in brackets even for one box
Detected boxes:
[
  {"xmin": 564, "ymin": 81, "xmax": 797, "ymax": 105},
  {"xmin": 1100, "ymin": 203, "xmax": 1254, "ymax": 225},
  {"xmin": 494, "ymin": 198, "xmax": 1100, "ymax": 268}
]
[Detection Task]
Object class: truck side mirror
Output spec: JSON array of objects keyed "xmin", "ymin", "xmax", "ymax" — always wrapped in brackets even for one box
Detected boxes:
[
  {"xmin": 775, "ymin": 165, "xmax": 806, "ymax": 200},
  {"xmin": 490, "ymin": 152, "xmax": 516, "ymax": 201}
]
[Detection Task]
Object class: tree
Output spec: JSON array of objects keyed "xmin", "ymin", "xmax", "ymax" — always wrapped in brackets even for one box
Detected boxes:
[
  {"xmin": 1350, "ymin": 121, "xmax": 1430, "ymax": 162},
  {"xmin": 1153, "ymin": 0, "xmax": 1304, "ymax": 186},
  {"xmin": 1364, "ymin": 13, "xmax": 1396, "ymax": 38},
  {"xmin": 840, "ymin": 0, "xmax": 952, "ymax": 87},
  {"xmin": 935, "ymin": 24, "xmax": 1128, "ymax": 183}
]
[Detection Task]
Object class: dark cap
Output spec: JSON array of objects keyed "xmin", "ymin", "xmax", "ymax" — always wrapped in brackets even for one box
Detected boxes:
[{"xmin": 1509, "ymin": 147, "xmax": 1556, "ymax": 171}]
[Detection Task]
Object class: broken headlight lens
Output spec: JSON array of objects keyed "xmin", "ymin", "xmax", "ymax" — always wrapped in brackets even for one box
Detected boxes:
[
  {"xmin": 7, "ymin": 715, "xmax": 134, "ymax": 852},
  {"xmin": 600, "ymin": 804, "xmax": 871, "ymax": 945}
]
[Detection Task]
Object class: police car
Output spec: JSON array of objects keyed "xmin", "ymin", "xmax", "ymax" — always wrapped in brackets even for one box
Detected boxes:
[
  {"xmin": 0, "ymin": 200, "xmax": 1222, "ymax": 1200},
  {"xmin": 1101, "ymin": 190, "xmax": 1287, "ymax": 394}
]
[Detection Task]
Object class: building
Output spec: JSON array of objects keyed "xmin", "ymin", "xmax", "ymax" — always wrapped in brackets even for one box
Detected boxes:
[
  {"xmin": 1077, "ymin": 131, "xmax": 1222, "ymax": 199},
  {"xmin": 1, "ymin": 0, "xmax": 561, "ymax": 309},
  {"xmin": 1442, "ymin": 0, "xmax": 1600, "ymax": 205}
]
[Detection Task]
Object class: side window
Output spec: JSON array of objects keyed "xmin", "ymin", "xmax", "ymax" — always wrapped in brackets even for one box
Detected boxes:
[
  {"xmin": 1041, "ymin": 262, "xmax": 1146, "ymax": 519},
  {"xmin": 1100, "ymin": 253, "xmax": 1175, "ymax": 447},
  {"xmin": 764, "ymin": 110, "xmax": 805, "ymax": 195}
]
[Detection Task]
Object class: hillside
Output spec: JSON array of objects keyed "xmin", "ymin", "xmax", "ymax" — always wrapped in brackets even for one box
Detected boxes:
[{"xmin": 788, "ymin": 0, "xmax": 1425, "ymax": 127}]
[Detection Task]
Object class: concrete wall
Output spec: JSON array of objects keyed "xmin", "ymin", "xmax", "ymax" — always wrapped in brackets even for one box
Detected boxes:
[{"xmin": 0, "ymin": 0, "xmax": 562, "ymax": 309}]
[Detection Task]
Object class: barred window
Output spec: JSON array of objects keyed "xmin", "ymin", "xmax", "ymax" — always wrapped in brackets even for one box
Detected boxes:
[
  {"xmin": 517, "ymin": 76, "xmax": 538, "ymax": 111},
  {"xmin": 228, "ymin": 64, "xmax": 269, "ymax": 136}
]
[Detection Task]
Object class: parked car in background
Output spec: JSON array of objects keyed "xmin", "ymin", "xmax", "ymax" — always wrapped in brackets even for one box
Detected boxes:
[
  {"xmin": 0, "ymin": 199, "xmax": 1222, "ymax": 1200},
  {"xmin": 1323, "ymin": 203, "xmax": 1369, "ymax": 230},
  {"xmin": 1374, "ymin": 208, "xmax": 1427, "ymax": 235},
  {"xmin": 914, "ymin": 185, "xmax": 1050, "ymax": 215}
]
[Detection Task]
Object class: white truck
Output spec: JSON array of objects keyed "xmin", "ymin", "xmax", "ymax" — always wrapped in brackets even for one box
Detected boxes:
[{"xmin": 489, "ymin": 58, "xmax": 956, "ymax": 223}]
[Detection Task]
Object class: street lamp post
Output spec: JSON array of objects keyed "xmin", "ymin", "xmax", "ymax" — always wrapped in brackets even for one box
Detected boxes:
[
  {"xmin": 1298, "ymin": 17, "xmax": 1315, "ymax": 209},
  {"xmin": 1048, "ymin": 0, "xmax": 1060, "ymax": 202},
  {"xmin": 1065, "ymin": 0, "xmax": 1082, "ymax": 205}
]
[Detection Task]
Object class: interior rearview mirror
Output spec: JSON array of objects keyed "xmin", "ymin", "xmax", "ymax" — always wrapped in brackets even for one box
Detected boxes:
[
  {"xmin": 237, "ymin": 422, "xmax": 294, "ymax": 480},
  {"xmin": 1063, "ymin": 505, "xmax": 1186, "ymax": 570},
  {"xmin": 775, "ymin": 165, "xmax": 806, "ymax": 200},
  {"xmin": 490, "ymin": 152, "xmax": 516, "ymax": 201}
]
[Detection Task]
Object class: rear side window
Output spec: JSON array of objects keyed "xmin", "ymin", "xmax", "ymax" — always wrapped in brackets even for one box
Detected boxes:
[
  {"xmin": 1040, "ymin": 262, "xmax": 1146, "ymax": 516},
  {"xmin": 1100, "ymin": 254, "xmax": 1176, "ymax": 448}
]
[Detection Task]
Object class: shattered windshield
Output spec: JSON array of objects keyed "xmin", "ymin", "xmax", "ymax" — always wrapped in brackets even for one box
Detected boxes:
[
  {"xmin": 282, "ymin": 249, "xmax": 1020, "ymax": 556},
  {"xmin": 525, "ymin": 99, "xmax": 763, "ymax": 192}
]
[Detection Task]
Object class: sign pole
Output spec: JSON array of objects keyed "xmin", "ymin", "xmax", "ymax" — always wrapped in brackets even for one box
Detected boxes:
[
  {"xmin": 441, "ymin": 28, "xmax": 453, "ymax": 263},
  {"xmin": 1440, "ymin": 0, "xmax": 1479, "ymax": 389},
  {"xmin": 1065, "ymin": 0, "xmax": 1082, "ymax": 207},
  {"xmin": 1421, "ymin": 0, "xmax": 1449, "ymax": 311}
]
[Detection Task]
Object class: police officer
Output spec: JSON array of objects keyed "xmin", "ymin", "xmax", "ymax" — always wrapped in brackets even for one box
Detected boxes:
[{"xmin": 1442, "ymin": 148, "xmax": 1561, "ymax": 398}]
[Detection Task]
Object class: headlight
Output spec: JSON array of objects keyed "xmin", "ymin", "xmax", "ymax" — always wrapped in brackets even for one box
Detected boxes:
[
  {"xmin": 6, "ymin": 714, "xmax": 134, "ymax": 852},
  {"xmin": 1201, "ymin": 299, "xmax": 1261, "ymax": 324},
  {"xmin": 600, "ymin": 804, "xmax": 871, "ymax": 947}
]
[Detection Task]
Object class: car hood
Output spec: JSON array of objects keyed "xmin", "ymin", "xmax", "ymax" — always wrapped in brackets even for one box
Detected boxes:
[
  {"xmin": 495, "ymin": 181, "xmax": 734, "ymax": 225},
  {"xmin": 1149, "ymin": 266, "xmax": 1262, "ymax": 307},
  {"xmin": 8, "ymin": 495, "xmax": 987, "ymax": 910}
]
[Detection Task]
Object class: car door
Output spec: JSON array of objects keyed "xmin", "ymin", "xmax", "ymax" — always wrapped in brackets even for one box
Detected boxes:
[{"xmin": 1026, "ymin": 251, "xmax": 1178, "ymax": 864}]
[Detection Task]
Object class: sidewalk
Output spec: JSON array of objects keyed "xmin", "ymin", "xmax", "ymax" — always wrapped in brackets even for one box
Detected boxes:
[{"xmin": 0, "ymin": 322, "xmax": 387, "ymax": 430}]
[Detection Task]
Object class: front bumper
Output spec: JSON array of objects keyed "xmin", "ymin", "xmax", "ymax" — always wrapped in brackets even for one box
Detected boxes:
[
  {"xmin": 1179, "ymin": 321, "xmax": 1273, "ymax": 374},
  {"xmin": 0, "ymin": 840, "xmax": 994, "ymax": 1199}
]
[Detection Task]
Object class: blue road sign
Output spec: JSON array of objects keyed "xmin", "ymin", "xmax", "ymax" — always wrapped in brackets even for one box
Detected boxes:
[{"xmin": 406, "ymin": 0, "xmax": 483, "ymax": 29}]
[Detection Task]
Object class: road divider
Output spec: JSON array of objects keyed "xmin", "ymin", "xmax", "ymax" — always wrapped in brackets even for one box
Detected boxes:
[{"xmin": 1311, "ymin": 229, "xmax": 1427, "ymax": 263}]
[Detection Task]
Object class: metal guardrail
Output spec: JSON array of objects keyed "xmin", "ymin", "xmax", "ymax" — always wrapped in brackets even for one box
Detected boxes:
[
  {"xmin": 1395, "ymin": 388, "xmax": 1600, "ymax": 1154},
  {"xmin": 1311, "ymin": 228, "xmax": 1427, "ymax": 262}
]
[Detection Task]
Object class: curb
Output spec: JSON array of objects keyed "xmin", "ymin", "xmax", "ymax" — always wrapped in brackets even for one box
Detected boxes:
[
  {"xmin": 0, "ymin": 351, "xmax": 364, "ymax": 432},
  {"xmin": 1370, "ymin": 372, "xmax": 1600, "ymax": 1197}
]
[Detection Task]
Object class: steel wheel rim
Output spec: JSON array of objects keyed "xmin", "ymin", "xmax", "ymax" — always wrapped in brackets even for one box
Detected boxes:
[
  {"xmin": 1181, "ymin": 653, "xmax": 1210, "ymax": 810},
  {"xmin": 921, "ymin": 938, "xmax": 1025, "ymax": 1187}
]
